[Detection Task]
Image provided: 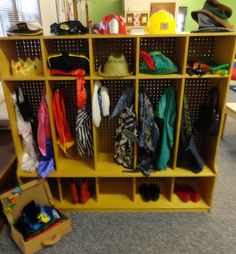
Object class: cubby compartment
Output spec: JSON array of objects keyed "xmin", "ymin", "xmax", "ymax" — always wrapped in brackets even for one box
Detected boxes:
[
  {"xmin": 136, "ymin": 177, "xmax": 172, "ymax": 205},
  {"xmin": 60, "ymin": 178, "xmax": 97, "ymax": 209},
  {"xmin": 0, "ymin": 38, "xmax": 43, "ymax": 79},
  {"xmin": 48, "ymin": 80, "xmax": 95, "ymax": 175},
  {"xmin": 92, "ymin": 37, "xmax": 136, "ymax": 77},
  {"xmin": 177, "ymin": 78, "xmax": 228, "ymax": 174},
  {"xmin": 43, "ymin": 38, "xmax": 90, "ymax": 77},
  {"xmin": 138, "ymin": 79, "xmax": 184, "ymax": 172},
  {"xmin": 187, "ymin": 35, "xmax": 236, "ymax": 77},
  {"xmin": 98, "ymin": 178, "xmax": 133, "ymax": 208},
  {"xmin": 139, "ymin": 36, "xmax": 187, "ymax": 75},
  {"xmin": 2, "ymin": 81, "xmax": 51, "ymax": 176},
  {"xmin": 47, "ymin": 178, "xmax": 61, "ymax": 202},
  {"xmin": 173, "ymin": 177, "xmax": 215, "ymax": 210},
  {"xmin": 95, "ymin": 79, "xmax": 136, "ymax": 174}
]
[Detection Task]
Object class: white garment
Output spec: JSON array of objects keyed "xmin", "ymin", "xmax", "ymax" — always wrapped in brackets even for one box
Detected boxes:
[
  {"xmin": 12, "ymin": 92, "xmax": 38, "ymax": 172},
  {"xmin": 92, "ymin": 81, "xmax": 101, "ymax": 128},
  {"xmin": 92, "ymin": 81, "xmax": 110, "ymax": 128},
  {"xmin": 100, "ymin": 86, "xmax": 110, "ymax": 117}
]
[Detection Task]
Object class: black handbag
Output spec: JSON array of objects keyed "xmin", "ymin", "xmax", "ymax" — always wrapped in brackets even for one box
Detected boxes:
[
  {"xmin": 196, "ymin": 87, "xmax": 221, "ymax": 136},
  {"xmin": 178, "ymin": 97, "xmax": 204, "ymax": 173}
]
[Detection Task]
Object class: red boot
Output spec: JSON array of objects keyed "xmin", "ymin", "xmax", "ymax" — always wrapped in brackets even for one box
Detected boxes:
[
  {"xmin": 174, "ymin": 184, "xmax": 191, "ymax": 203},
  {"xmin": 70, "ymin": 181, "xmax": 79, "ymax": 204},
  {"xmin": 79, "ymin": 181, "xmax": 91, "ymax": 204}
]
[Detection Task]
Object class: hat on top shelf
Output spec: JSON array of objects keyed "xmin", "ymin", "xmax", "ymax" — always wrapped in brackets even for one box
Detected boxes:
[
  {"xmin": 7, "ymin": 22, "xmax": 43, "ymax": 36},
  {"xmin": 145, "ymin": 10, "xmax": 176, "ymax": 34},
  {"xmin": 98, "ymin": 53, "xmax": 133, "ymax": 78},
  {"xmin": 191, "ymin": 0, "xmax": 234, "ymax": 32}
]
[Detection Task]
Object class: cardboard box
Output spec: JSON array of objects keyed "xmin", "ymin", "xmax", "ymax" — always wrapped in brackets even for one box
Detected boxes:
[{"xmin": 0, "ymin": 179, "xmax": 72, "ymax": 254}]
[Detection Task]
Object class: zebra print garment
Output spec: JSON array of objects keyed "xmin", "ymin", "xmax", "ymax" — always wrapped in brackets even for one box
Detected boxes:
[{"xmin": 76, "ymin": 106, "xmax": 94, "ymax": 157}]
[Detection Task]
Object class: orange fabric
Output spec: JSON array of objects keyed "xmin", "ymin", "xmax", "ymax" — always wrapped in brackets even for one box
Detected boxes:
[
  {"xmin": 52, "ymin": 90, "xmax": 74, "ymax": 153},
  {"xmin": 77, "ymin": 77, "xmax": 87, "ymax": 110},
  {"xmin": 50, "ymin": 69, "xmax": 87, "ymax": 110}
]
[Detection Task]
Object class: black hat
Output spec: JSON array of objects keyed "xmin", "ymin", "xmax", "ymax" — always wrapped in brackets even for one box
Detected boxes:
[{"xmin": 191, "ymin": 0, "xmax": 234, "ymax": 32}]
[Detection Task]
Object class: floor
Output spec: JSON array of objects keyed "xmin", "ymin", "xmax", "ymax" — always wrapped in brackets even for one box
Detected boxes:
[{"xmin": 0, "ymin": 90, "xmax": 236, "ymax": 254}]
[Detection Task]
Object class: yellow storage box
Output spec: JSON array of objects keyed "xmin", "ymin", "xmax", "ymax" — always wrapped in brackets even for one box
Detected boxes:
[{"xmin": 0, "ymin": 179, "xmax": 72, "ymax": 254}]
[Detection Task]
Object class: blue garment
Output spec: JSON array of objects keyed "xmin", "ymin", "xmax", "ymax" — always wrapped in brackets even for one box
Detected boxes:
[
  {"xmin": 137, "ymin": 91, "xmax": 160, "ymax": 175},
  {"xmin": 114, "ymin": 104, "xmax": 137, "ymax": 168},
  {"xmin": 155, "ymin": 87, "xmax": 177, "ymax": 170},
  {"xmin": 37, "ymin": 139, "xmax": 55, "ymax": 179},
  {"xmin": 111, "ymin": 87, "xmax": 134, "ymax": 119}
]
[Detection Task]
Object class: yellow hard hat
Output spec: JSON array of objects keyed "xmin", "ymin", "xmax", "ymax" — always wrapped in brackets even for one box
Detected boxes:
[{"xmin": 145, "ymin": 10, "xmax": 176, "ymax": 34}]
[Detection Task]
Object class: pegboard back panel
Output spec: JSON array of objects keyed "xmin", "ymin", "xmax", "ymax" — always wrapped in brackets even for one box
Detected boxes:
[
  {"xmin": 188, "ymin": 36, "xmax": 216, "ymax": 63},
  {"xmin": 139, "ymin": 79, "xmax": 178, "ymax": 107},
  {"xmin": 136, "ymin": 177, "xmax": 170, "ymax": 195},
  {"xmin": 93, "ymin": 38, "xmax": 136, "ymax": 72},
  {"xmin": 98, "ymin": 177, "xmax": 132, "ymax": 197},
  {"xmin": 140, "ymin": 37, "xmax": 175, "ymax": 60},
  {"xmin": 99, "ymin": 177, "xmax": 132, "ymax": 183},
  {"xmin": 184, "ymin": 79, "xmax": 210, "ymax": 150},
  {"xmin": 98, "ymin": 80, "xmax": 135, "ymax": 153},
  {"xmin": 174, "ymin": 177, "xmax": 207, "ymax": 200},
  {"xmin": 16, "ymin": 40, "xmax": 42, "ymax": 60},
  {"xmin": 21, "ymin": 81, "xmax": 45, "ymax": 135},
  {"xmin": 47, "ymin": 39, "xmax": 89, "ymax": 56},
  {"xmin": 52, "ymin": 80, "xmax": 92, "ymax": 138}
]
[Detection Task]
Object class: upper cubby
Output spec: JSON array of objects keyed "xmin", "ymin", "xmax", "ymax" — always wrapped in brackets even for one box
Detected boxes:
[
  {"xmin": 139, "ymin": 36, "xmax": 187, "ymax": 75},
  {"xmin": 94, "ymin": 79, "xmax": 135, "ymax": 174},
  {"xmin": 47, "ymin": 80, "xmax": 95, "ymax": 176},
  {"xmin": 177, "ymin": 78, "xmax": 228, "ymax": 174},
  {"xmin": 138, "ymin": 79, "xmax": 184, "ymax": 172},
  {"xmin": 43, "ymin": 38, "xmax": 90, "ymax": 78},
  {"xmin": 92, "ymin": 37, "xmax": 136, "ymax": 78},
  {"xmin": 0, "ymin": 38, "xmax": 43, "ymax": 79},
  {"xmin": 3, "ymin": 80, "xmax": 47, "ymax": 176},
  {"xmin": 187, "ymin": 35, "xmax": 236, "ymax": 77}
]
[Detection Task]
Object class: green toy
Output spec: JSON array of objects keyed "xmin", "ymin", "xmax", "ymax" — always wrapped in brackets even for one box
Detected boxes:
[{"xmin": 211, "ymin": 64, "xmax": 230, "ymax": 75}]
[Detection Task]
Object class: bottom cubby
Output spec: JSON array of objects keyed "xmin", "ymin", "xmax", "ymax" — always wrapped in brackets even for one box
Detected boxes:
[
  {"xmin": 172, "ymin": 177, "xmax": 215, "ymax": 209},
  {"xmin": 59, "ymin": 178, "xmax": 97, "ymax": 210},
  {"xmin": 98, "ymin": 178, "xmax": 134, "ymax": 206},
  {"xmin": 17, "ymin": 176, "xmax": 215, "ymax": 212}
]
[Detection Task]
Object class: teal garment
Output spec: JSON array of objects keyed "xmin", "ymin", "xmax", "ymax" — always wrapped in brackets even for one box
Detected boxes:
[{"xmin": 155, "ymin": 87, "xmax": 177, "ymax": 170}]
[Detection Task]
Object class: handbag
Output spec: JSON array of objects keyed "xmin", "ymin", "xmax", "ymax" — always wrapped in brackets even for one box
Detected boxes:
[
  {"xmin": 178, "ymin": 97, "xmax": 204, "ymax": 173},
  {"xmin": 196, "ymin": 87, "xmax": 221, "ymax": 136}
]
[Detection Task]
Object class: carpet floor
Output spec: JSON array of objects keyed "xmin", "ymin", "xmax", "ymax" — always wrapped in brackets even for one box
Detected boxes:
[{"xmin": 0, "ymin": 120, "xmax": 236, "ymax": 254}]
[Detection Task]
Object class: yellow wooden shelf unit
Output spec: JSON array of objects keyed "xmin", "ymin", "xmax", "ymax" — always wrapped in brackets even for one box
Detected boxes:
[{"xmin": 0, "ymin": 33, "xmax": 235, "ymax": 212}]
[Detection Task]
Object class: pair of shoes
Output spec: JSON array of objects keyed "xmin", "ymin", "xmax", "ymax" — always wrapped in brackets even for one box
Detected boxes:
[
  {"xmin": 139, "ymin": 183, "xmax": 160, "ymax": 202},
  {"xmin": 174, "ymin": 184, "xmax": 201, "ymax": 203},
  {"xmin": 69, "ymin": 180, "xmax": 92, "ymax": 204}
]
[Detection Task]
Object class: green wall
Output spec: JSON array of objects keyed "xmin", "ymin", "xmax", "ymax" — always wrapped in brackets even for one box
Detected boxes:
[
  {"xmin": 89, "ymin": 0, "xmax": 123, "ymax": 24},
  {"xmin": 179, "ymin": 0, "xmax": 236, "ymax": 31},
  {"xmin": 89, "ymin": 0, "xmax": 236, "ymax": 32}
]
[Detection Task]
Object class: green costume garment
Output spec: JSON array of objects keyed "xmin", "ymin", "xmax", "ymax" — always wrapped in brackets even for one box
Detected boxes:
[{"xmin": 155, "ymin": 86, "xmax": 177, "ymax": 170}]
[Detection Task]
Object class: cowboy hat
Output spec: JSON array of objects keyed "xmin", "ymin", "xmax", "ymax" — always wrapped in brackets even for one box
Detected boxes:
[
  {"xmin": 98, "ymin": 53, "xmax": 133, "ymax": 77},
  {"xmin": 191, "ymin": 0, "xmax": 234, "ymax": 32}
]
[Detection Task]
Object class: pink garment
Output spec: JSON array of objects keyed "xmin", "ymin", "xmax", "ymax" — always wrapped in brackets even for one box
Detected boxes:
[{"xmin": 37, "ymin": 91, "xmax": 51, "ymax": 156}]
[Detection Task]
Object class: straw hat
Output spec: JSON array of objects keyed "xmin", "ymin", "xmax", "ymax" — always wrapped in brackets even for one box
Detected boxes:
[
  {"xmin": 191, "ymin": 0, "xmax": 234, "ymax": 32},
  {"xmin": 98, "ymin": 53, "xmax": 133, "ymax": 77}
]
